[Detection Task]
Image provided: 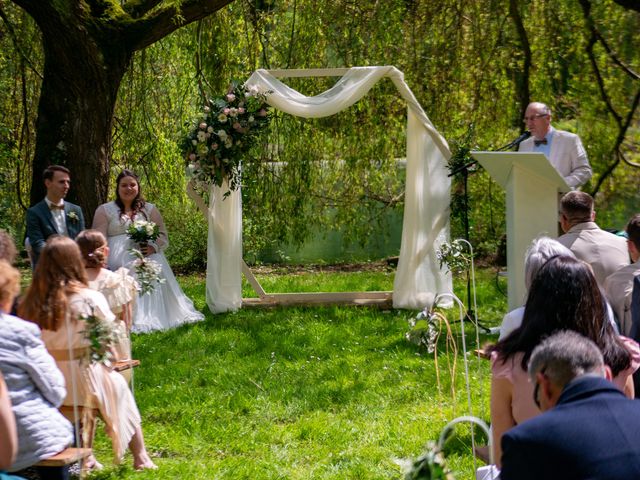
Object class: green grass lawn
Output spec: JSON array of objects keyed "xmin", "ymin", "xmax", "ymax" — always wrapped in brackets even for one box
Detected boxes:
[{"xmin": 89, "ymin": 266, "xmax": 507, "ymax": 479}]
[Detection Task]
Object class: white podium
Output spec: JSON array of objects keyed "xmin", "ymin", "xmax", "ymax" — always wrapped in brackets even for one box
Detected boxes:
[{"xmin": 471, "ymin": 152, "xmax": 570, "ymax": 310}]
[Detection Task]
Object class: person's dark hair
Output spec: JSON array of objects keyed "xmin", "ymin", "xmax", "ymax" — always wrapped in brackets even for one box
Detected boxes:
[
  {"xmin": 43, "ymin": 165, "xmax": 70, "ymax": 182},
  {"xmin": 488, "ymin": 255, "xmax": 631, "ymax": 376},
  {"xmin": 76, "ymin": 230, "xmax": 108, "ymax": 269},
  {"xmin": 0, "ymin": 230, "xmax": 17, "ymax": 265},
  {"xmin": 626, "ymin": 214, "xmax": 640, "ymax": 251},
  {"xmin": 560, "ymin": 191, "xmax": 593, "ymax": 225},
  {"xmin": 528, "ymin": 330, "xmax": 605, "ymax": 388},
  {"xmin": 114, "ymin": 169, "xmax": 146, "ymax": 218}
]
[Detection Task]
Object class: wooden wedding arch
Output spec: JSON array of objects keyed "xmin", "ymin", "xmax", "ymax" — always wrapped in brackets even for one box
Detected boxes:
[{"xmin": 187, "ymin": 67, "xmax": 452, "ymax": 313}]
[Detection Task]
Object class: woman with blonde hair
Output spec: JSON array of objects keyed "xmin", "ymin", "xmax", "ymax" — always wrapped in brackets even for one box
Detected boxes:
[{"xmin": 18, "ymin": 237, "xmax": 156, "ymax": 471}]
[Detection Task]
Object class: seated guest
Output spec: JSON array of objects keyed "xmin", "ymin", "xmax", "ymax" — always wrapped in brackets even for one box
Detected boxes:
[
  {"xmin": 499, "ymin": 236, "xmax": 574, "ymax": 339},
  {"xmin": 76, "ymin": 229, "xmax": 138, "ymax": 371},
  {"xmin": 500, "ymin": 330, "xmax": 640, "ymax": 480},
  {"xmin": 0, "ymin": 230, "xmax": 17, "ymax": 265},
  {"xmin": 605, "ymin": 214, "xmax": 640, "ymax": 335},
  {"xmin": 0, "ymin": 372, "xmax": 17, "ymax": 471},
  {"xmin": 487, "ymin": 255, "xmax": 639, "ymax": 467},
  {"xmin": 0, "ymin": 260, "xmax": 73, "ymax": 478},
  {"xmin": 557, "ymin": 191, "xmax": 628, "ymax": 286},
  {"xmin": 18, "ymin": 237, "xmax": 156, "ymax": 471}
]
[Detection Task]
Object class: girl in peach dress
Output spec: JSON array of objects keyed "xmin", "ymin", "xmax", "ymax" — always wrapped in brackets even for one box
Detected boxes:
[{"xmin": 76, "ymin": 229, "xmax": 138, "ymax": 373}]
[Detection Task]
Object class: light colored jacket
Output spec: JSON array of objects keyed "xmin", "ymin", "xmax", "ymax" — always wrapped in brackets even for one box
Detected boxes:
[
  {"xmin": 0, "ymin": 313, "xmax": 73, "ymax": 471},
  {"xmin": 519, "ymin": 127, "xmax": 592, "ymax": 188},
  {"xmin": 605, "ymin": 260, "xmax": 640, "ymax": 336},
  {"xmin": 557, "ymin": 222, "xmax": 629, "ymax": 287}
]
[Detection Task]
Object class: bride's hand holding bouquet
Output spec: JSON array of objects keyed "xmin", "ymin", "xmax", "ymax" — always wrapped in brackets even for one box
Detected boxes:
[{"xmin": 126, "ymin": 219, "xmax": 160, "ymax": 256}]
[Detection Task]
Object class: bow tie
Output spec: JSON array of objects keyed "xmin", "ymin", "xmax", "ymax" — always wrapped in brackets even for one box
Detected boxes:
[
  {"xmin": 534, "ymin": 138, "xmax": 548, "ymax": 146},
  {"xmin": 49, "ymin": 204, "xmax": 64, "ymax": 211}
]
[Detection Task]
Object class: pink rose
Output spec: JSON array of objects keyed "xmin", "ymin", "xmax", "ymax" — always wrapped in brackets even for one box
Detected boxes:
[
  {"xmin": 258, "ymin": 109, "xmax": 268, "ymax": 117},
  {"xmin": 226, "ymin": 93, "xmax": 236, "ymax": 102},
  {"xmin": 189, "ymin": 153, "xmax": 196, "ymax": 161},
  {"xmin": 199, "ymin": 122, "xmax": 207, "ymax": 129},
  {"xmin": 238, "ymin": 107, "xmax": 245, "ymax": 114},
  {"xmin": 233, "ymin": 122, "xmax": 242, "ymax": 130}
]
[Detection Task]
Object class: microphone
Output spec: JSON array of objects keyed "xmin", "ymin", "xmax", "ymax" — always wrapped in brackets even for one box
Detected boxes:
[
  {"xmin": 511, "ymin": 130, "xmax": 531, "ymax": 147},
  {"xmin": 497, "ymin": 131, "xmax": 531, "ymax": 151}
]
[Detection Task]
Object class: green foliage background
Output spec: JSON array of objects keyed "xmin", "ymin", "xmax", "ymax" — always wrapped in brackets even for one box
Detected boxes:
[{"xmin": 0, "ymin": 0, "xmax": 639, "ymax": 269}]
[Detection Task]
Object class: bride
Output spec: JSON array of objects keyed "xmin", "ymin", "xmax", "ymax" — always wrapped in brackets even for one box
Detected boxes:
[{"xmin": 92, "ymin": 170, "xmax": 204, "ymax": 333}]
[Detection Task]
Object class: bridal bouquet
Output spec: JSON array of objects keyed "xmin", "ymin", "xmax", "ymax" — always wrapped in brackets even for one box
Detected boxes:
[
  {"xmin": 129, "ymin": 248, "xmax": 165, "ymax": 296},
  {"xmin": 126, "ymin": 219, "xmax": 160, "ymax": 246},
  {"xmin": 182, "ymin": 81, "xmax": 271, "ymax": 195}
]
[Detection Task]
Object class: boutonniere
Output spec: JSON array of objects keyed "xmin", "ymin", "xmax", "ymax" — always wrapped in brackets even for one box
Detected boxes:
[{"xmin": 67, "ymin": 211, "xmax": 79, "ymax": 222}]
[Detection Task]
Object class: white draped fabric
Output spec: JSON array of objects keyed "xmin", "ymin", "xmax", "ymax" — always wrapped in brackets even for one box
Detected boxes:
[{"xmin": 201, "ymin": 66, "xmax": 452, "ymax": 312}]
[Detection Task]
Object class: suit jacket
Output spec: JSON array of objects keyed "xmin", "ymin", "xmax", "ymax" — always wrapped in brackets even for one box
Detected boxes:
[
  {"xmin": 604, "ymin": 260, "xmax": 640, "ymax": 335},
  {"xmin": 26, "ymin": 199, "xmax": 85, "ymax": 265},
  {"xmin": 519, "ymin": 127, "xmax": 592, "ymax": 188},
  {"xmin": 500, "ymin": 376, "xmax": 640, "ymax": 480},
  {"xmin": 557, "ymin": 222, "xmax": 629, "ymax": 287}
]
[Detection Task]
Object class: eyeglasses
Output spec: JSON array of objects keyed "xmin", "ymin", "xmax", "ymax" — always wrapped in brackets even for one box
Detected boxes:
[
  {"xmin": 533, "ymin": 367, "xmax": 546, "ymax": 410},
  {"xmin": 523, "ymin": 113, "xmax": 549, "ymax": 122}
]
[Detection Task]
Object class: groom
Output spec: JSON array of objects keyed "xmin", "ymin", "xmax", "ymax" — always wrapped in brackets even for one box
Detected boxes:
[{"xmin": 26, "ymin": 165, "xmax": 85, "ymax": 267}]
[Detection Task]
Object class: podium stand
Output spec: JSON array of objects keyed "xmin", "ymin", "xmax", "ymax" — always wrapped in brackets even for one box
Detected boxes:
[{"xmin": 471, "ymin": 152, "xmax": 570, "ymax": 311}]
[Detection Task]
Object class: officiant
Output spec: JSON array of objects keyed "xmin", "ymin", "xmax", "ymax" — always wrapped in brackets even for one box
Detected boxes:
[{"xmin": 518, "ymin": 102, "xmax": 592, "ymax": 189}]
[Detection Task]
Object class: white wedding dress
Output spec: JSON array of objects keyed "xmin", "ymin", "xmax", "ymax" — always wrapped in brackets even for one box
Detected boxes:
[{"xmin": 93, "ymin": 201, "xmax": 204, "ymax": 333}]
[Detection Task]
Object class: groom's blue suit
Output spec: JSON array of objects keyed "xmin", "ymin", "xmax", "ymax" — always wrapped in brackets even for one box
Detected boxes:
[{"xmin": 26, "ymin": 199, "xmax": 85, "ymax": 266}]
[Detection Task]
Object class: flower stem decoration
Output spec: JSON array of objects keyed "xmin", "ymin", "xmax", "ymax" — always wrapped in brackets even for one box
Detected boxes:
[
  {"xmin": 182, "ymin": 81, "xmax": 271, "ymax": 196},
  {"xmin": 129, "ymin": 248, "xmax": 165, "ymax": 296},
  {"xmin": 81, "ymin": 306, "xmax": 116, "ymax": 367},
  {"xmin": 395, "ymin": 442, "xmax": 456, "ymax": 480}
]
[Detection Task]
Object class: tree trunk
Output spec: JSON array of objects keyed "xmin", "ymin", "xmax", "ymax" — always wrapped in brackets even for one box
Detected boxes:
[
  {"xmin": 13, "ymin": 0, "xmax": 235, "ymax": 224},
  {"xmin": 29, "ymin": 29, "xmax": 131, "ymax": 225}
]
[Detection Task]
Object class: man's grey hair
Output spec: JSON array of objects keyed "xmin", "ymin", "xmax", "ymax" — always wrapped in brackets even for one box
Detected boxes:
[
  {"xmin": 524, "ymin": 237, "xmax": 575, "ymax": 291},
  {"xmin": 528, "ymin": 331, "xmax": 605, "ymax": 388}
]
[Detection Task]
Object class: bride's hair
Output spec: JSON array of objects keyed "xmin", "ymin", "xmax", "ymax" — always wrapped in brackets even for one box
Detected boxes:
[
  {"xmin": 18, "ymin": 236, "xmax": 87, "ymax": 331},
  {"xmin": 76, "ymin": 229, "xmax": 108, "ymax": 269},
  {"xmin": 115, "ymin": 169, "xmax": 147, "ymax": 218}
]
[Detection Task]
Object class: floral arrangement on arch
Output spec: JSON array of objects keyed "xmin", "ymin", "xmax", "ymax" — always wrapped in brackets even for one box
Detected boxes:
[{"xmin": 183, "ymin": 81, "xmax": 271, "ymax": 193}]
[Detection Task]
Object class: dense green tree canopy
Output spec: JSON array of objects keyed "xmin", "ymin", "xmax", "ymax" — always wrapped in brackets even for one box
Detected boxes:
[{"xmin": 0, "ymin": 0, "xmax": 638, "ymax": 267}]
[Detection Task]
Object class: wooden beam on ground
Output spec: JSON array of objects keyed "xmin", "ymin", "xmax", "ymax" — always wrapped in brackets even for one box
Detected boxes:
[
  {"xmin": 242, "ymin": 291, "xmax": 393, "ymax": 308},
  {"xmin": 242, "ymin": 261, "xmax": 267, "ymax": 298}
]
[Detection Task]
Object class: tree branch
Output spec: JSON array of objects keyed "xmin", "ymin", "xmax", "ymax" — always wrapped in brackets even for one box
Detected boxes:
[
  {"xmin": 125, "ymin": 0, "xmax": 234, "ymax": 52},
  {"xmin": 508, "ymin": 0, "xmax": 531, "ymax": 122},
  {"xmin": 579, "ymin": 0, "xmax": 622, "ymax": 127},
  {"xmin": 123, "ymin": 0, "xmax": 164, "ymax": 18},
  {"xmin": 590, "ymin": 87, "xmax": 640, "ymax": 195},
  {"xmin": 612, "ymin": 0, "xmax": 640, "ymax": 13},
  {"xmin": 0, "ymin": 2, "xmax": 43, "ymax": 79}
]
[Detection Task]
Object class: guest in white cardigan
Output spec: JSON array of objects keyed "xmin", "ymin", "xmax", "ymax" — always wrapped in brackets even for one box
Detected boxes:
[{"xmin": 0, "ymin": 260, "xmax": 73, "ymax": 478}]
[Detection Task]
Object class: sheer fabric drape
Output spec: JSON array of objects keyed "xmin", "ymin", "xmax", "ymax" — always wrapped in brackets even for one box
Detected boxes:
[{"xmin": 201, "ymin": 66, "xmax": 451, "ymax": 312}]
